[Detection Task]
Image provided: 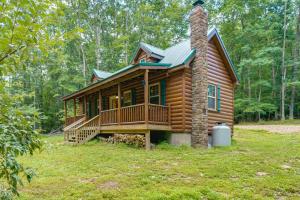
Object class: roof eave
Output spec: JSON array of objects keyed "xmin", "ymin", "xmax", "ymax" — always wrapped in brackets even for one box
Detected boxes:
[
  {"xmin": 208, "ymin": 28, "xmax": 240, "ymax": 83},
  {"xmin": 130, "ymin": 43, "xmax": 165, "ymax": 64},
  {"xmin": 92, "ymin": 69, "xmax": 101, "ymax": 79},
  {"xmin": 62, "ymin": 62, "xmax": 171, "ymax": 101}
]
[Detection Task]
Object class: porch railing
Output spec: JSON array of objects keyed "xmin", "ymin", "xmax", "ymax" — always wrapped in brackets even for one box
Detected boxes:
[
  {"xmin": 101, "ymin": 109, "xmax": 118, "ymax": 125},
  {"xmin": 99, "ymin": 104, "xmax": 170, "ymax": 125},
  {"xmin": 148, "ymin": 104, "xmax": 170, "ymax": 125},
  {"xmin": 64, "ymin": 104, "xmax": 171, "ymax": 144},
  {"xmin": 65, "ymin": 114, "xmax": 85, "ymax": 126},
  {"xmin": 76, "ymin": 115, "xmax": 100, "ymax": 144},
  {"xmin": 67, "ymin": 104, "xmax": 170, "ymax": 128},
  {"xmin": 120, "ymin": 104, "xmax": 145, "ymax": 124}
]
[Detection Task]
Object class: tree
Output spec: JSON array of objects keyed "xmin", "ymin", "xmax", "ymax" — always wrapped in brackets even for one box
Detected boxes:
[
  {"xmin": 281, "ymin": 0, "xmax": 288, "ymax": 120},
  {"xmin": 0, "ymin": 0, "xmax": 62, "ymax": 198},
  {"xmin": 289, "ymin": 1, "xmax": 300, "ymax": 119}
]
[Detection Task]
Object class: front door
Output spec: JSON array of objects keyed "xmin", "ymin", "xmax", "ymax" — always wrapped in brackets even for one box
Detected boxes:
[{"xmin": 109, "ymin": 96, "xmax": 118, "ymax": 109}]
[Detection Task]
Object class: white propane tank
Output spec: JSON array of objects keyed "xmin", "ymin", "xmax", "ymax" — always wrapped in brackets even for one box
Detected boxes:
[{"xmin": 212, "ymin": 123, "xmax": 231, "ymax": 147}]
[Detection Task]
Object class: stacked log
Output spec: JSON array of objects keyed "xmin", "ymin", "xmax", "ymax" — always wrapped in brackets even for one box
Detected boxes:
[{"xmin": 102, "ymin": 134, "xmax": 145, "ymax": 148}]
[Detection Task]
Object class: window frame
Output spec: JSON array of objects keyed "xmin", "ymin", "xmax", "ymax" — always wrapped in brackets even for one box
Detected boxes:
[
  {"xmin": 149, "ymin": 82, "xmax": 160, "ymax": 105},
  {"xmin": 123, "ymin": 90, "xmax": 132, "ymax": 107},
  {"xmin": 208, "ymin": 84, "xmax": 217, "ymax": 111}
]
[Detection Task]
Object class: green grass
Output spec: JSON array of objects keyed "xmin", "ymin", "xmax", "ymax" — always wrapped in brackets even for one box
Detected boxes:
[
  {"xmin": 238, "ymin": 119, "xmax": 300, "ymax": 125},
  {"xmin": 17, "ymin": 129, "xmax": 300, "ymax": 200}
]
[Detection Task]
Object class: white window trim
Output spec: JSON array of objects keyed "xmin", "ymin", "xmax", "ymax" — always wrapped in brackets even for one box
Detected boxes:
[
  {"xmin": 149, "ymin": 83, "xmax": 160, "ymax": 105},
  {"xmin": 123, "ymin": 90, "xmax": 132, "ymax": 107},
  {"xmin": 208, "ymin": 84, "xmax": 217, "ymax": 111}
]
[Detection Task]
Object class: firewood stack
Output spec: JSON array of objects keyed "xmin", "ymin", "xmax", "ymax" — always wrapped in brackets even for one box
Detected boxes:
[{"xmin": 102, "ymin": 134, "xmax": 146, "ymax": 148}]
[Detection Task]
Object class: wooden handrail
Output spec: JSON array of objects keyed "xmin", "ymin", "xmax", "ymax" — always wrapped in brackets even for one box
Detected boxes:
[
  {"xmin": 76, "ymin": 115, "xmax": 100, "ymax": 130},
  {"xmin": 64, "ymin": 117, "xmax": 86, "ymax": 131},
  {"xmin": 120, "ymin": 104, "xmax": 145, "ymax": 123},
  {"xmin": 65, "ymin": 115, "xmax": 86, "ymax": 128},
  {"xmin": 120, "ymin": 103, "xmax": 145, "ymax": 109},
  {"xmin": 148, "ymin": 104, "xmax": 170, "ymax": 125},
  {"xmin": 148, "ymin": 104, "xmax": 169, "ymax": 108},
  {"xmin": 101, "ymin": 108, "xmax": 118, "ymax": 113}
]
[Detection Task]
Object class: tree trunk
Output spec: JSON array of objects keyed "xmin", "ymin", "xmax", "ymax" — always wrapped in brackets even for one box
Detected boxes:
[
  {"xmin": 289, "ymin": 3, "xmax": 300, "ymax": 119},
  {"xmin": 248, "ymin": 66, "xmax": 251, "ymax": 99},
  {"xmin": 258, "ymin": 65, "xmax": 262, "ymax": 121},
  {"xmin": 80, "ymin": 44, "xmax": 87, "ymax": 86},
  {"xmin": 289, "ymin": 49, "xmax": 297, "ymax": 120},
  {"xmin": 281, "ymin": 0, "xmax": 288, "ymax": 121},
  {"xmin": 95, "ymin": 26, "xmax": 101, "ymax": 69},
  {"xmin": 125, "ymin": 11, "xmax": 129, "ymax": 64}
]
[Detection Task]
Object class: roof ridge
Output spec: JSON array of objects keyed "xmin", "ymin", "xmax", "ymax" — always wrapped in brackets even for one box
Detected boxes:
[
  {"xmin": 140, "ymin": 42, "xmax": 165, "ymax": 57},
  {"xmin": 140, "ymin": 42, "xmax": 164, "ymax": 50},
  {"xmin": 93, "ymin": 69, "xmax": 112, "ymax": 73}
]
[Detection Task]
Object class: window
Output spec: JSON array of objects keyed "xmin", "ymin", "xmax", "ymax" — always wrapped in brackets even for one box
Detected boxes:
[
  {"xmin": 208, "ymin": 84, "xmax": 216, "ymax": 110},
  {"xmin": 140, "ymin": 59, "xmax": 145, "ymax": 63},
  {"xmin": 149, "ymin": 83, "xmax": 160, "ymax": 104},
  {"xmin": 123, "ymin": 90, "xmax": 132, "ymax": 107},
  {"xmin": 109, "ymin": 96, "xmax": 118, "ymax": 109}
]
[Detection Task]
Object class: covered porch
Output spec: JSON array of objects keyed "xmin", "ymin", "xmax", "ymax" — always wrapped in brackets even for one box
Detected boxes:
[{"xmin": 63, "ymin": 65, "xmax": 172, "ymax": 148}]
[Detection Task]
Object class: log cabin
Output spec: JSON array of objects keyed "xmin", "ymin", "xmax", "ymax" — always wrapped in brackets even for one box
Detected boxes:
[{"xmin": 62, "ymin": 1, "xmax": 239, "ymax": 149}]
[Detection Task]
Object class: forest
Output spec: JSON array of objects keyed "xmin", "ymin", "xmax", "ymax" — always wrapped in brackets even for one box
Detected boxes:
[
  {"xmin": 1, "ymin": 0, "xmax": 300, "ymax": 133},
  {"xmin": 0, "ymin": 0, "xmax": 300, "ymax": 198}
]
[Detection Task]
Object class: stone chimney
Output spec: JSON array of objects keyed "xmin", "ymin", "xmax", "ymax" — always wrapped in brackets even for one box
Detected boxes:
[{"xmin": 190, "ymin": 1, "xmax": 208, "ymax": 147}]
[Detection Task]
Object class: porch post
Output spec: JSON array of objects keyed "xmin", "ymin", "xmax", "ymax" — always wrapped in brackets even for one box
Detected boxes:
[
  {"xmin": 98, "ymin": 90, "xmax": 102, "ymax": 114},
  {"xmin": 118, "ymin": 83, "xmax": 121, "ymax": 125},
  {"xmin": 64, "ymin": 100, "xmax": 67, "ymax": 126},
  {"xmin": 85, "ymin": 95, "xmax": 88, "ymax": 119},
  {"xmin": 98, "ymin": 90, "xmax": 102, "ymax": 126},
  {"xmin": 145, "ymin": 130, "xmax": 151, "ymax": 150},
  {"xmin": 144, "ymin": 69, "xmax": 149, "ymax": 124},
  {"xmin": 73, "ymin": 98, "xmax": 76, "ymax": 118}
]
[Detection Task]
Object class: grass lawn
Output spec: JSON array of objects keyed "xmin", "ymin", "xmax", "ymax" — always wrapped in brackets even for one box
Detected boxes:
[
  {"xmin": 17, "ymin": 129, "xmax": 300, "ymax": 200},
  {"xmin": 237, "ymin": 119, "xmax": 300, "ymax": 125}
]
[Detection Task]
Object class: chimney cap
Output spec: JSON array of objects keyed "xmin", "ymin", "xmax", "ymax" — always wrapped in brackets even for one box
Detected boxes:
[{"xmin": 193, "ymin": 0, "xmax": 205, "ymax": 7}]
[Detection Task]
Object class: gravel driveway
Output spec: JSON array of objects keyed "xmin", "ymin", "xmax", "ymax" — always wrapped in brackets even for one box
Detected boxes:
[{"xmin": 235, "ymin": 125, "xmax": 300, "ymax": 134}]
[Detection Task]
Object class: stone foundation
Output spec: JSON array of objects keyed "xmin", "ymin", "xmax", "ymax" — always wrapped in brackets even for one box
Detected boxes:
[{"xmin": 169, "ymin": 133, "xmax": 191, "ymax": 146}]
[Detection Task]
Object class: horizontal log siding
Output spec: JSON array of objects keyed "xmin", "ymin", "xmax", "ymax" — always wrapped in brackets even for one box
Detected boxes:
[
  {"xmin": 184, "ymin": 68, "xmax": 193, "ymax": 132},
  {"xmin": 184, "ymin": 40, "xmax": 234, "ymax": 134},
  {"xmin": 207, "ymin": 40, "xmax": 234, "ymax": 133},
  {"xmin": 166, "ymin": 70, "xmax": 185, "ymax": 132}
]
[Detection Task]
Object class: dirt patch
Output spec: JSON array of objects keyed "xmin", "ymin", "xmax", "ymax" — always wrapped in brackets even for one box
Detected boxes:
[
  {"xmin": 79, "ymin": 177, "xmax": 98, "ymax": 183},
  {"xmin": 97, "ymin": 181, "xmax": 119, "ymax": 190},
  {"xmin": 235, "ymin": 125, "xmax": 300, "ymax": 134}
]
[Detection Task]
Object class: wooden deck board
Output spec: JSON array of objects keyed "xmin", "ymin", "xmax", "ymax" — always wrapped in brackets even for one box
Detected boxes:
[{"xmin": 99, "ymin": 123, "xmax": 171, "ymax": 134}]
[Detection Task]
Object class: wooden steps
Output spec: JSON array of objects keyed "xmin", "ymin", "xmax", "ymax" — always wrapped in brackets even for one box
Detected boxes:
[{"xmin": 64, "ymin": 115, "xmax": 100, "ymax": 145}]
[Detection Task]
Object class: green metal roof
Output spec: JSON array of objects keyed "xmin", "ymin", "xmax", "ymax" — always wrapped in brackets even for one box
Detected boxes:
[
  {"xmin": 140, "ymin": 42, "xmax": 165, "ymax": 58},
  {"xmin": 63, "ymin": 28, "xmax": 239, "ymax": 100},
  {"xmin": 92, "ymin": 69, "xmax": 112, "ymax": 79},
  {"xmin": 62, "ymin": 62, "xmax": 170, "ymax": 100}
]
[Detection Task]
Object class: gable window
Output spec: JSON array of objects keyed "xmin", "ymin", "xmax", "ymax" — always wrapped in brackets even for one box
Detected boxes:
[
  {"xmin": 123, "ymin": 90, "xmax": 132, "ymax": 107},
  {"xmin": 208, "ymin": 84, "xmax": 216, "ymax": 110},
  {"xmin": 149, "ymin": 83, "xmax": 160, "ymax": 105},
  {"xmin": 140, "ymin": 59, "xmax": 146, "ymax": 63}
]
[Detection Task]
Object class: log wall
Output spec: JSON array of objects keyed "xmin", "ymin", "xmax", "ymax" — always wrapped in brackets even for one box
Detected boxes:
[{"xmin": 184, "ymin": 40, "xmax": 234, "ymax": 134}]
